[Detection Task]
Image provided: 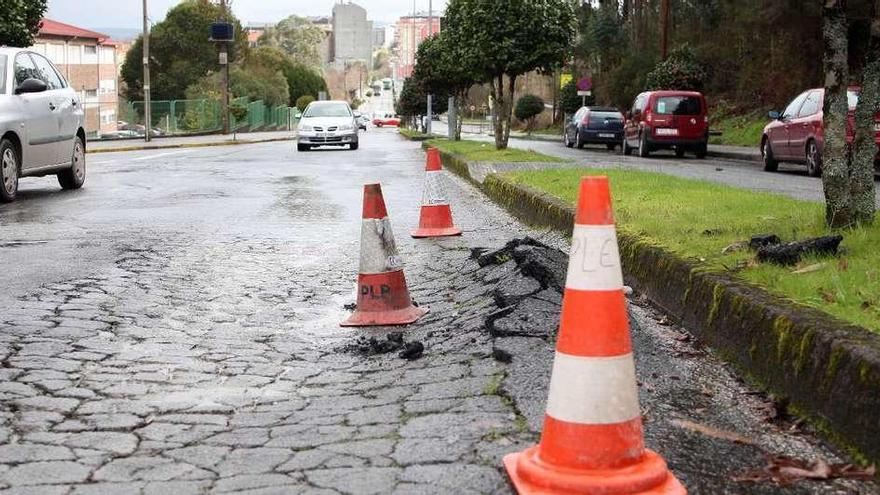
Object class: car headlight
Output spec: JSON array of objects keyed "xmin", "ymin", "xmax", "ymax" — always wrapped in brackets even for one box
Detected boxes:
[
  {"xmin": 339, "ymin": 124, "xmax": 353, "ymax": 131},
  {"xmin": 300, "ymin": 125, "xmax": 314, "ymax": 132}
]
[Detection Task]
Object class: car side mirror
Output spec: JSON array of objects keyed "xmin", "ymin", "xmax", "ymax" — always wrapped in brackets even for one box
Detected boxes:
[
  {"xmin": 15, "ymin": 78, "xmax": 48, "ymax": 95},
  {"xmin": 768, "ymin": 111, "xmax": 781, "ymax": 120},
  {"xmin": 353, "ymin": 112, "xmax": 361, "ymax": 118}
]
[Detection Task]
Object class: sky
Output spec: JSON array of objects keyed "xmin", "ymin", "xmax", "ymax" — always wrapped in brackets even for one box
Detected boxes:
[{"xmin": 47, "ymin": 0, "xmax": 449, "ymax": 30}]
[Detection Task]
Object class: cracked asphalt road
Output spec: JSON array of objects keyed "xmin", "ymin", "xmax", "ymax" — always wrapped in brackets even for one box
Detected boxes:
[{"xmin": 0, "ymin": 130, "xmax": 875, "ymax": 494}]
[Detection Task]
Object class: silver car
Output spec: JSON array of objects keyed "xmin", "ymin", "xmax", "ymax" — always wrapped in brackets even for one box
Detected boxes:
[
  {"xmin": 297, "ymin": 100, "xmax": 359, "ymax": 152},
  {"xmin": 0, "ymin": 47, "xmax": 86, "ymax": 202}
]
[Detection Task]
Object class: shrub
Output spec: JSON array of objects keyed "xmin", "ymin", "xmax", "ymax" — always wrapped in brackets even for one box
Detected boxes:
[
  {"xmin": 645, "ymin": 44, "xmax": 708, "ymax": 92},
  {"xmin": 296, "ymin": 95, "xmax": 315, "ymax": 111},
  {"xmin": 514, "ymin": 94, "xmax": 545, "ymax": 133}
]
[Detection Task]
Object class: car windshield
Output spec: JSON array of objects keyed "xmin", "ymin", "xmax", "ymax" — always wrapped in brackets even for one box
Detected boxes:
[
  {"xmin": 0, "ymin": 55, "xmax": 6, "ymax": 94},
  {"xmin": 304, "ymin": 104, "xmax": 351, "ymax": 118},
  {"xmin": 654, "ymin": 96, "xmax": 702, "ymax": 115},
  {"xmin": 589, "ymin": 112, "xmax": 623, "ymax": 125}
]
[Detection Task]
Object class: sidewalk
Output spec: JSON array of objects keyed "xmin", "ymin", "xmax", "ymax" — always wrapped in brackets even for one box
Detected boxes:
[{"xmin": 86, "ymin": 130, "xmax": 297, "ymax": 153}]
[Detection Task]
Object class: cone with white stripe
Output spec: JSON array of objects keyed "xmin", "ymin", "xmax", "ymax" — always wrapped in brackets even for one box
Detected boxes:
[
  {"xmin": 411, "ymin": 147, "xmax": 462, "ymax": 238},
  {"xmin": 341, "ymin": 183, "xmax": 428, "ymax": 327},
  {"xmin": 503, "ymin": 176, "xmax": 685, "ymax": 494}
]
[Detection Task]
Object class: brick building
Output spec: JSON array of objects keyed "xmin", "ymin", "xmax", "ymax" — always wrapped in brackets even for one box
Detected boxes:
[
  {"xmin": 393, "ymin": 14, "xmax": 441, "ymax": 80},
  {"xmin": 29, "ymin": 19, "xmax": 119, "ymax": 137}
]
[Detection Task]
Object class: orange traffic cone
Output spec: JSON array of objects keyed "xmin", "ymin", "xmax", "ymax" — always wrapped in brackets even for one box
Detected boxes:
[
  {"xmin": 503, "ymin": 176, "xmax": 685, "ymax": 494},
  {"xmin": 341, "ymin": 183, "xmax": 428, "ymax": 327},
  {"xmin": 411, "ymin": 147, "xmax": 462, "ymax": 238}
]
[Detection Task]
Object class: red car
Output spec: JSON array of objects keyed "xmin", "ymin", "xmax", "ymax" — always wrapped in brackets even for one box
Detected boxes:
[
  {"xmin": 372, "ymin": 114, "xmax": 401, "ymax": 127},
  {"xmin": 762, "ymin": 87, "xmax": 880, "ymax": 176},
  {"xmin": 622, "ymin": 90, "xmax": 709, "ymax": 159}
]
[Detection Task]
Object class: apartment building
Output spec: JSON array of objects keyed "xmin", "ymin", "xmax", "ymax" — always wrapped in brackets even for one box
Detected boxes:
[
  {"xmin": 331, "ymin": 2, "xmax": 373, "ymax": 68},
  {"xmin": 29, "ymin": 19, "xmax": 118, "ymax": 136},
  {"xmin": 393, "ymin": 14, "xmax": 441, "ymax": 80}
]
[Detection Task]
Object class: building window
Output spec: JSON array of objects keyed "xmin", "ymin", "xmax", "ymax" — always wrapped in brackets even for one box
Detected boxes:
[
  {"xmin": 99, "ymin": 46, "xmax": 114, "ymax": 64},
  {"xmin": 99, "ymin": 79, "xmax": 116, "ymax": 94},
  {"xmin": 100, "ymin": 109, "xmax": 116, "ymax": 125},
  {"xmin": 84, "ymin": 89, "xmax": 98, "ymax": 99},
  {"xmin": 67, "ymin": 45, "xmax": 81, "ymax": 65},
  {"xmin": 84, "ymin": 45, "xmax": 97, "ymax": 55},
  {"xmin": 83, "ymin": 45, "xmax": 98, "ymax": 64}
]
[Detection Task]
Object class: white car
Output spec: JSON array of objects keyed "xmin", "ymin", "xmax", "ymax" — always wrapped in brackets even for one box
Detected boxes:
[
  {"xmin": 0, "ymin": 47, "xmax": 86, "ymax": 202},
  {"xmin": 297, "ymin": 100, "xmax": 359, "ymax": 152}
]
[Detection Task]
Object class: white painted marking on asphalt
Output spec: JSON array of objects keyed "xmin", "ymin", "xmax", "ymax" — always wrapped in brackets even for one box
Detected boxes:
[
  {"xmin": 545, "ymin": 352, "xmax": 641, "ymax": 425},
  {"xmin": 131, "ymin": 150, "xmax": 196, "ymax": 161},
  {"xmin": 566, "ymin": 224, "xmax": 624, "ymax": 291}
]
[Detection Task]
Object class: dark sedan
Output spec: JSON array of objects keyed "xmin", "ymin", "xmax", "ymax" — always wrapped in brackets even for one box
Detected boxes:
[{"xmin": 564, "ymin": 106, "xmax": 625, "ymax": 150}]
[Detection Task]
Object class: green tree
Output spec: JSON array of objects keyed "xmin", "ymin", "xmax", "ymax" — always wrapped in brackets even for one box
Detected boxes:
[
  {"xmin": 296, "ymin": 95, "xmax": 315, "ymax": 111},
  {"xmin": 0, "ymin": 0, "xmax": 46, "ymax": 47},
  {"xmin": 258, "ymin": 15, "xmax": 326, "ymax": 70},
  {"xmin": 515, "ymin": 94, "xmax": 545, "ymax": 134},
  {"xmin": 121, "ymin": 0, "xmax": 248, "ymax": 102},
  {"xmin": 246, "ymin": 46, "xmax": 325, "ymax": 106},
  {"xmin": 444, "ymin": 0, "xmax": 576, "ymax": 149}
]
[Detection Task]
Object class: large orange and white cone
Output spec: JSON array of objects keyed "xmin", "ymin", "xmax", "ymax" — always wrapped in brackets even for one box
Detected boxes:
[
  {"xmin": 411, "ymin": 147, "xmax": 462, "ymax": 238},
  {"xmin": 503, "ymin": 176, "xmax": 685, "ymax": 494},
  {"xmin": 341, "ymin": 183, "xmax": 428, "ymax": 327}
]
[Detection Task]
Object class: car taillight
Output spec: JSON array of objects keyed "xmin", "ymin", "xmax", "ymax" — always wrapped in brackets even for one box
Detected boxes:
[
  {"xmin": 875, "ymin": 122, "xmax": 880, "ymax": 132},
  {"xmin": 704, "ymin": 116, "xmax": 709, "ymax": 124},
  {"xmin": 646, "ymin": 112, "xmax": 653, "ymax": 123}
]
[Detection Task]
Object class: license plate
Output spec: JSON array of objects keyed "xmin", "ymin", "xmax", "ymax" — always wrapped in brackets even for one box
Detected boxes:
[
  {"xmin": 317, "ymin": 132, "xmax": 332, "ymax": 138},
  {"xmin": 655, "ymin": 128, "xmax": 679, "ymax": 136},
  {"xmin": 599, "ymin": 133, "xmax": 615, "ymax": 138}
]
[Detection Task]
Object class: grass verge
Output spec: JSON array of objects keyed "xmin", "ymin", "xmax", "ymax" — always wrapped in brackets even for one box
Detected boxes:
[
  {"xmin": 709, "ymin": 110, "xmax": 768, "ymax": 147},
  {"xmin": 398, "ymin": 128, "xmax": 431, "ymax": 140},
  {"xmin": 426, "ymin": 138, "xmax": 567, "ymax": 163},
  {"xmin": 505, "ymin": 168, "xmax": 880, "ymax": 333}
]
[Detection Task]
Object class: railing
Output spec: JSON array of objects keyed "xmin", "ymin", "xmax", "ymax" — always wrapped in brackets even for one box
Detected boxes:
[{"xmin": 88, "ymin": 97, "xmax": 298, "ymax": 140}]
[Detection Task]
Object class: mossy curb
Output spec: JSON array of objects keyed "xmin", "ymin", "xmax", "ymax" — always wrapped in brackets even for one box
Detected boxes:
[
  {"xmin": 479, "ymin": 172, "xmax": 880, "ymax": 466},
  {"xmin": 398, "ymin": 130, "xmax": 432, "ymax": 142},
  {"xmin": 86, "ymin": 136, "xmax": 296, "ymax": 154}
]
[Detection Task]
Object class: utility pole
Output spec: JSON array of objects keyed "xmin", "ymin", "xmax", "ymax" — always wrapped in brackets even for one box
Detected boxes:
[
  {"xmin": 142, "ymin": 0, "xmax": 151, "ymax": 142},
  {"xmin": 220, "ymin": 0, "xmax": 230, "ymax": 135},
  {"xmin": 660, "ymin": 0, "xmax": 670, "ymax": 60},
  {"xmin": 426, "ymin": 0, "xmax": 433, "ymax": 136}
]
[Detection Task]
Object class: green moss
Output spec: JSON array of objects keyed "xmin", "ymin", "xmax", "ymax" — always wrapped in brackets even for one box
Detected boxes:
[
  {"xmin": 794, "ymin": 330, "xmax": 815, "ymax": 375},
  {"xmin": 774, "ymin": 316, "xmax": 795, "ymax": 363},
  {"xmin": 826, "ymin": 346, "xmax": 848, "ymax": 380},
  {"xmin": 787, "ymin": 402, "xmax": 874, "ymax": 467},
  {"xmin": 707, "ymin": 284, "xmax": 725, "ymax": 327},
  {"xmin": 483, "ymin": 373, "xmax": 504, "ymax": 396}
]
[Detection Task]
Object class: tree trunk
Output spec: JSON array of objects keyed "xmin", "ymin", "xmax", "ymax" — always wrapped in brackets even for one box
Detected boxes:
[
  {"xmin": 850, "ymin": 6, "xmax": 880, "ymax": 224},
  {"xmin": 821, "ymin": 0, "xmax": 855, "ymax": 227},
  {"xmin": 491, "ymin": 75, "xmax": 504, "ymax": 149},
  {"xmin": 502, "ymin": 74, "xmax": 517, "ymax": 147},
  {"xmin": 455, "ymin": 89, "xmax": 466, "ymax": 141}
]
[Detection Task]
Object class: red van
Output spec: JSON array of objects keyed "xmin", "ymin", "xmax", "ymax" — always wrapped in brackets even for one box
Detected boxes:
[
  {"xmin": 761, "ymin": 87, "xmax": 880, "ymax": 177},
  {"xmin": 622, "ymin": 90, "xmax": 709, "ymax": 158}
]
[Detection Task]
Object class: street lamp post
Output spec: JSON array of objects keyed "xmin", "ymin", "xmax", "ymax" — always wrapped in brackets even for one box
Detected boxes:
[
  {"xmin": 425, "ymin": 0, "xmax": 433, "ymax": 136},
  {"xmin": 142, "ymin": 0, "xmax": 151, "ymax": 143}
]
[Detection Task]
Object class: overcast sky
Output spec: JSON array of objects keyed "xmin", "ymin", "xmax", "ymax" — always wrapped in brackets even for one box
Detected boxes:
[{"xmin": 47, "ymin": 0, "xmax": 449, "ymax": 29}]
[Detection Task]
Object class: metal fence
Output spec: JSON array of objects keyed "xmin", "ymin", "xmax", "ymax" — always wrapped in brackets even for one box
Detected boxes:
[{"xmin": 84, "ymin": 98, "xmax": 298, "ymax": 141}]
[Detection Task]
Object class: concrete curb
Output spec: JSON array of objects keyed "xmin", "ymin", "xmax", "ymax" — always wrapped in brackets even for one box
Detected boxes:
[
  {"xmin": 437, "ymin": 151, "xmax": 880, "ymax": 464},
  {"xmin": 86, "ymin": 136, "xmax": 296, "ymax": 154},
  {"xmin": 398, "ymin": 131, "xmax": 432, "ymax": 142}
]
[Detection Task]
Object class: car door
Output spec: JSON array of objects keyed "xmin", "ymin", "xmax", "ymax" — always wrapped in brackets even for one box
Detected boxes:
[
  {"xmin": 625, "ymin": 95, "xmax": 644, "ymax": 145},
  {"xmin": 772, "ymin": 91, "xmax": 808, "ymax": 159},
  {"xmin": 13, "ymin": 53, "xmax": 57, "ymax": 170},
  {"xmin": 789, "ymin": 90, "xmax": 821, "ymax": 160},
  {"xmin": 569, "ymin": 108, "xmax": 583, "ymax": 141},
  {"xmin": 30, "ymin": 53, "xmax": 73, "ymax": 165}
]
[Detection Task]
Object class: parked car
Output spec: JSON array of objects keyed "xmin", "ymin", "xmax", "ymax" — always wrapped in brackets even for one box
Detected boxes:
[
  {"xmin": 354, "ymin": 112, "xmax": 369, "ymax": 131},
  {"xmin": 622, "ymin": 90, "xmax": 709, "ymax": 158},
  {"xmin": 564, "ymin": 106, "xmax": 625, "ymax": 150},
  {"xmin": 761, "ymin": 87, "xmax": 880, "ymax": 177},
  {"xmin": 297, "ymin": 100, "xmax": 359, "ymax": 152},
  {"xmin": 372, "ymin": 113, "xmax": 401, "ymax": 127},
  {"xmin": 0, "ymin": 47, "xmax": 86, "ymax": 202}
]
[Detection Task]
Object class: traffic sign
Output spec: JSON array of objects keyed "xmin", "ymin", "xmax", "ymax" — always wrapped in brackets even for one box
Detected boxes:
[{"xmin": 577, "ymin": 77, "xmax": 592, "ymax": 92}]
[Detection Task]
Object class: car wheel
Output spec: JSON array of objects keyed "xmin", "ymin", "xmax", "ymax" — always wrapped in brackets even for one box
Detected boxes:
[
  {"xmin": 675, "ymin": 147, "xmax": 686, "ymax": 158},
  {"xmin": 564, "ymin": 131, "xmax": 573, "ymax": 148},
  {"xmin": 576, "ymin": 132, "xmax": 585, "ymax": 149},
  {"xmin": 350, "ymin": 141, "xmax": 359, "ymax": 151},
  {"xmin": 762, "ymin": 137, "xmax": 778, "ymax": 172},
  {"xmin": 297, "ymin": 144, "xmax": 310, "ymax": 152},
  {"xmin": 0, "ymin": 138, "xmax": 19, "ymax": 203},
  {"xmin": 622, "ymin": 134, "xmax": 632, "ymax": 156},
  {"xmin": 806, "ymin": 140, "xmax": 822, "ymax": 177},
  {"xmin": 695, "ymin": 141, "xmax": 708, "ymax": 159},
  {"xmin": 58, "ymin": 136, "xmax": 86, "ymax": 190},
  {"xmin": 606, "ymin": 143, "xmax": 617, "ymax": 151},
  {"xmin": 638, "ymin": 132, "xmax": 651, "ymax": 158}
]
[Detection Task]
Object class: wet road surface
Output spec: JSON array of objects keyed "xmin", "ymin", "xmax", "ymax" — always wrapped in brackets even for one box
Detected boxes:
[{"xmin": 0, "ymin": 130, "xmax": 875, "ymax": 494}]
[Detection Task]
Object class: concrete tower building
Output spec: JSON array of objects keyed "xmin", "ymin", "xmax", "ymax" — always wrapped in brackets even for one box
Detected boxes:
[{"xmin": 331, "ymin": 2, "xmax": 373, "ymax": 68}]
